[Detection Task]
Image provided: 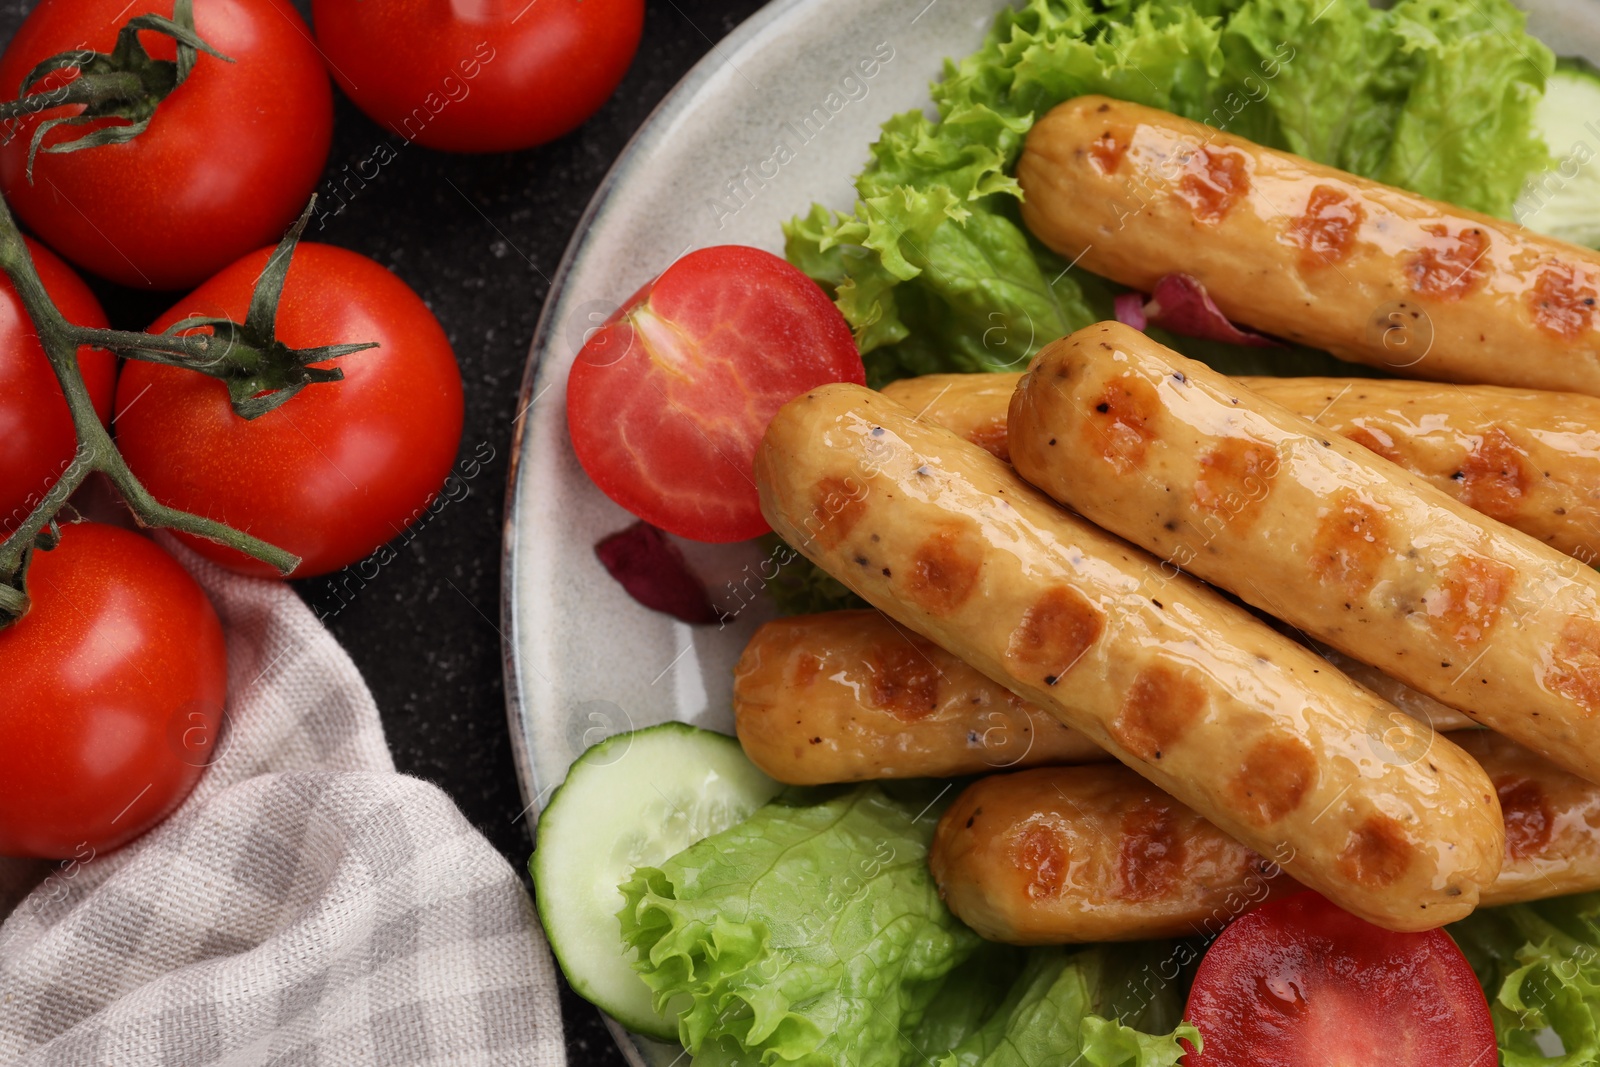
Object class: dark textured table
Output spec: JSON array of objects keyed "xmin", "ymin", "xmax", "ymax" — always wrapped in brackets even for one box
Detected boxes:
[{"xmin": 0, "ymin": 0, "xmax": 766, "ymax": 1061}]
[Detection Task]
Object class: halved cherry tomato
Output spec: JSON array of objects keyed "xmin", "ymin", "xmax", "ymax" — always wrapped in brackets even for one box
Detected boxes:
[
  {"xmin": 1182, "ymin": 890, "xmax": 1497, "ymax": 1067},
  {"xmin": 0, "ymin": 523, "xmax": 227, "ymax": 858},
  {"xmin": 0, "ymin": 237, "xmax": 112, "ymax": 534},
  {"xmin": 565, "ymin": 245, "xmax": 865, "ymax": 543}
]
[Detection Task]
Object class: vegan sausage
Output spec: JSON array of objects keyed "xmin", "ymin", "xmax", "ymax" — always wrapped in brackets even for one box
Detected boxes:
[
  {"xmin": 734, "ymin": 610, "xmax": 1475, "ymax": 784},
  {"xmin": 931, "ymin": 765, "xmax": 1298, "ymax": 944},
  {"xmin": 1018, "ymin": 95, "xmax": 1600, "ymax": 395},
  {"xmin": 934, "ymin": 732, "xmax": 1596, "ymax": 943},
  {"xmin": 733, "ymin": 610, "xmax": 1102, "ymax": 782},
  {"xmin": 755, "ymin": 382, "xmax": 1502, "ymax": 929},
  {"xmin": 1008, "ymin": 322, "xmax": 1600, "ymax": 783},
  {"xmin": 885, "ymin": 371, "xmax": 1600, "ymax": 563}
]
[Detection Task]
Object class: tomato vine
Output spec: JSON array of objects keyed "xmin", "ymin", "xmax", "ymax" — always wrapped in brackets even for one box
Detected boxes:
[{"xmin": 0, "ymin": 194, "xmax": 375, "ymax": 625}]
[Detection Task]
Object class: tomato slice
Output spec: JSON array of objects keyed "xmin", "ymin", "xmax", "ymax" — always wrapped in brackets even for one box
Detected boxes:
[
  {"xmin": 565, "ymin": 245, "xmax": 864, "ymax": 543},
  {"xmin": 1183, "ymin": 891, "xmax": 1496, "ymax": 1067}
]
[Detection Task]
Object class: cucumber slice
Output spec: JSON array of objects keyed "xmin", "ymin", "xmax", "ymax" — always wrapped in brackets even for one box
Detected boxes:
[
  {"xmin": 530, "ymin": 722, "xmax": 780, "ymax": 1041},
  {"xmin": 1518, "ymin": 58, "xmax": 1600, "ymax": 248}
]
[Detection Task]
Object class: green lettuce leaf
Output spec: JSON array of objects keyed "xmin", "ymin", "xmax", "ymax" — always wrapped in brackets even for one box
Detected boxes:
[
  {"xmin": 936, "ymin": 946, "xmax": 1201, "ymax": 1067},
  {"xmin": 620, "ymin": 785, "xmax": 1197, "ymax": 1067},
  {"xmin": 1450, "ymin": 891, "xmax": 1600, "ymax": 1064},
  {"xmin": 618, "ymin": 784, "xmax": 979, "ymax": 1067},
  {"xmin": 784, "ymin": 0, "xmax": 1554, "ymax": 385}
]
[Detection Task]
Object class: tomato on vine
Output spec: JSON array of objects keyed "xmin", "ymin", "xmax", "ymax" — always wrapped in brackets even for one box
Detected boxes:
[
  {"xmin": 0, "ymin": 237, "xmax": 112, "ymax": 534},
  {"xmin": 114, "ymin": 242, "xmax": 465, "ymax": 579},
  {"xmin": 0, "ymin": 0, "xmax": 333, "ymax": 289},
  {"xmin": 311, "ymin": 0, "xmax": 644, "ymax": 152},
  {"xmin": 0, "ymin": 523, "xmax": 227, "ymax": 858}
]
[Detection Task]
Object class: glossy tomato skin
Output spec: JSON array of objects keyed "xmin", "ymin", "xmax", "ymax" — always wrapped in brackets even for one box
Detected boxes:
[
  {"xmin": 0, "ymin": 523, "xmax": 227, "ymax": 858},
  {"xmin": 1183, "ymin": 890, "xmax": 1497, "ymax": 1067},
  {"xmin": 0, "ymin": 0, "xmax": 333, "ymax": 289},
  {"xmin": 0, "ymin": 238, "xmax": 112, "ymax": 534},
  {"xmin": 311, "ymin": 0, "xmax": 643, "ymax": 152},
  {"xmin": 114, "ymin": 243, "xmax": 464, "ymax": 579},
  {"xmin": 566, "ymin": 245, "xmax": 865, "ymax": 543}
]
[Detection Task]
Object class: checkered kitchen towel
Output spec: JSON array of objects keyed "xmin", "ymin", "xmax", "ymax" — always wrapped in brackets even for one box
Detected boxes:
[{"xmin": 0, "ymin": 542, "xmax": 565, "ymax": 1066}]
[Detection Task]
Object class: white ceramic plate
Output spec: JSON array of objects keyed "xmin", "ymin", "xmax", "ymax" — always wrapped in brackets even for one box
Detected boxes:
[{"xmin": 502, "ymin": 1, "xmax": 1600, "ymax": 1063}]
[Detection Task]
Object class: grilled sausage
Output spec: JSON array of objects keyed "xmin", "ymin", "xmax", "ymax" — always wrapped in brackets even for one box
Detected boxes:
[
  {"xmin": 733, "ymin": 610, "xmax": 1101, "ymax": 782},
  {"xmin": 931, "ymin": 765, "xmax": 1299, "ymax": 944},
  {"xmin": 933, "ymin": 733, "xmax": 1600, "ymax": 943},
  {"xmin": 755, "ymin": 382, "xmax": 1502, "ymax": 929},
  {"xmin": 1456, "ymin": 731, "xmax": 1600, "ymax": 907},
  {"xmin": 1317, "ymin": 648, "xmax": 1473, "ymax": 735},
  {"xmin": 735, "ymin": 611, "xmax": 1475, "ymax": 784},
  {"xmin": 1009, "ymin": 322, "xmax": 1600, "ymax": 784},
  {"xmin": 1018, "ymin": 96, "xmax": 1600, "ymax": 395},
  {"xmin": 885, "ymin": 372, "xmax": 1600, "ymax": 564},
  {"xmin": 1244, "ymin": 377, "xmax": 1600, "ymax": 564}
]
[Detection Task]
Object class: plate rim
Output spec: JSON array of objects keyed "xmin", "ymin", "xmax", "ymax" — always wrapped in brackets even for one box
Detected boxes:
[{"xmin": 499, "ymin": 1, "xmax": 812, "ymax": 1062}]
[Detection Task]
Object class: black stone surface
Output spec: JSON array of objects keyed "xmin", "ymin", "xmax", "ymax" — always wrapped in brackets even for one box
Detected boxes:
[{"xmin": 0, "ymin": 0, "xmax": 767, "ymax": 1062}]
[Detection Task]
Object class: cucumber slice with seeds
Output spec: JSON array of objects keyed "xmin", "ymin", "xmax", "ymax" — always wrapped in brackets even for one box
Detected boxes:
[{"xmin": 530, "ymin": 722, "xmax": 780, "ymax": 1040}]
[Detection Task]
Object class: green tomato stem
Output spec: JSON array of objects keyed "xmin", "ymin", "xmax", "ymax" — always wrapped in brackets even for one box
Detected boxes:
[{"xmin": 0, "ymin": 193, "xmax": 301, "ymax": 625}]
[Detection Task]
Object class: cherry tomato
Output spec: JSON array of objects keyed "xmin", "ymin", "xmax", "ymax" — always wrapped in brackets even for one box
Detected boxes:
[
  {"xmin": 311, "ymin": 0, "xmax": 643, "ymax": 152},
  {"xmin": 566, "ymin": 245, "xmax": 865, "ymax": 543},
  {"xmin": 0, "ymin": 523, "xmax": 227, "ymax": 858},
  {"xmin": 0, "ymin": 238, "xmax": 112, "ymax": 534},
  {"xmin": 0, "ymin": 0, "xmax": 333, "ymax": 289},
  {"xmin": 113, "ymin": 243, "xmax": 464, "ymax": 579},
  {"xmin": 1182, "ymin": 890, "xmax": 1497, "ymax": 1067}
]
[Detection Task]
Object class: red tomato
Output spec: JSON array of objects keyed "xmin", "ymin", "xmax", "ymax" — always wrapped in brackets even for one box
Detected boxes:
[
  {"xmin": 566, "ymin": 245, "xmax": 865, "ymax": 543},
  {"xmin": 113, "ymin": 243, "xmax": 464, "ymax": 579},
  {"xmin": 0, "ymin": 238, "xmax": 112, "ymax": 534},
  {"xmin": 0, "ymin": 0, "xmax": 333, "ymax": 289},
  {"xmin": 0, "ymin": 523, "xmax": 227, "ymax": 858},
  {"xmin": 311, "ymin": 0, "xmax": 643, "ymax": 152},
  {"xmin": 1182, "ymin": 891, "xmax": 1497, "ymax": 1067}
]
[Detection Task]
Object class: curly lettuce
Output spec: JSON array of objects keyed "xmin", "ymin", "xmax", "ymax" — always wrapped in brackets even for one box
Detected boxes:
[
  {"xmin": 936, "ymin": 947, "xmax": 1200, "ymax": 1067},
  {"xmin": 785, "ymin": 0, "xmax": 1554, "ymax": 385},
  {"xmin": 619, "ymin": 784, "xmax": 1194, "ymax": 1067},
  {"xmin": 1451, "ymin": 891, "xmax": 1600, "ymax": 1065}
]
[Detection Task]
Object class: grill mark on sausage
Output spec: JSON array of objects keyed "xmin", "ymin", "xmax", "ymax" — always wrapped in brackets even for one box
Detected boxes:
[
  {"xmin": 1005, "ymin": 586, "xmax": 1104, "ymax": 687},
  {"xmin": 1117, "ymin": 803, "xmax": 1184, "ymax": 901},
  {"xmin": 809, "ymin": 476, "xmax": 867, "ymax": 550},
  {"xmin": 1110, "ymin": 663, "xmax": 1206, "ymax": 760},
  {"xmin": 793, "ymin": 652, "xmax": 823, "ymax": 688},
  {"xmin": 1343, "ymin": 424, "xmax": 1401, "ymax": 465},
  {"xmin": 1337, "ymin": 814, "xmax": 1413, "ymax": 888},
  {"xmin": 1495, "ymin": 777, "xmax": 1553, "ymax": 861},
  {"xmin": 966, "ymin": 417, "xmax": 1011, "ymax": 462},
  {"xmin": 1011, "ymin": 819, "xmax": 1070, "ymax": 900},
  {"xmin": 866, "ymin": 642, "xmax": 941, "ymax": 721},
  {"xmin": 1530, "ymin": 260, "xmax": 1597, "ymax": 339},
  {"xmin": 1455, "ymin": 427, "xmax": 1531, "ymax": 524},
  {"xmin": 1229, "ymin": 735, "xmax": 1316, "ymax": 826},
  {"xmin": 1087, "ymin": 373, "xmax": 1160, "ymax": 474},
  {"xmin": 905, "ymin": 525, "xmax": 983, "ymax": 615},
  {"xmin": 1088, "ymin": 130, "xmax": 1129, "ymax": 176},
  {"xmin": 1423, "ymin": 554, "xmax": 1513, "ymax": 647},
  {"xmin": 1547, "ymin": 615, "xmax": 1600, "ymax": 714},
  {"xmin": 1192, "ymin": 437, "xmax": 1278, "ymax": 529},
  {"xmin": 1310, "ymin": 491, "xmax": 1389, "ymax": 596},
  {"xmin": 1285, "ymin": 185, "xmax": 1364, "ymax": 268},
  {"xmin": 1176, "ymin": 145, "xmax": 1250, "ymax": 223},
  {"xmin": 1406, "ymin": 224, "xmax": 1489, "ymax": 301}
]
